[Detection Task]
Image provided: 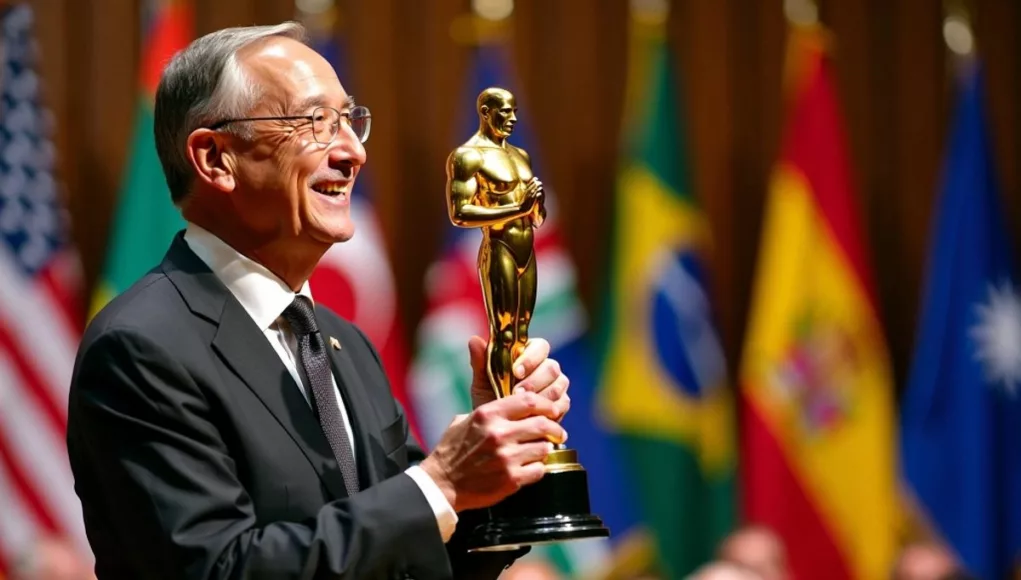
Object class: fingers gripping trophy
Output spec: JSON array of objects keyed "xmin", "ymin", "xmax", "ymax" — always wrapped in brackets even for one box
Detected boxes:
[{"xmin": 445, "ymin": 87, "xmax": 608, "ymax": 551}]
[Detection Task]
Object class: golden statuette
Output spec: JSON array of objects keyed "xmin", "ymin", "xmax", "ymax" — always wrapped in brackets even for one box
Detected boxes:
[
  {"xmin": 446, "ymin": 87, "xmax": 546, "ymax": 399},
  {"xmin": 444, "ymin": 87, "xmax": 608, "ymax": 552}
]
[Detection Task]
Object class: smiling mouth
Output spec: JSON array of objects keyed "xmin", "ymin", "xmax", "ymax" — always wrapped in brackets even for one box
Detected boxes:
[{"xmin": 311, "ymin": 182, "xmax": 349, "ymax": 198}]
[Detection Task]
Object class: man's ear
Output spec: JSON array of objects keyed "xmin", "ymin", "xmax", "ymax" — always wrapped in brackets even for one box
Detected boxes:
[{"xmin": 187, "ymin": 128, "xmax": 236, "ymax": 193}]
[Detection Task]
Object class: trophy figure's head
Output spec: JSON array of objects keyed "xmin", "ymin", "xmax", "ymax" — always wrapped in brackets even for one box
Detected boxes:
[{"xmin": 477, "ymin": 87, "xmax": 517, "ymax": 140}]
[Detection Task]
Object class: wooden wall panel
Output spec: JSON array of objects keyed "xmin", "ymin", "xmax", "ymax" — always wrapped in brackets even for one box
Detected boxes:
[
  {"xmin": 387, "ymin": 0, "xmax": 465, "ymax": 335},
  {"xmin": 977, "ymin": 0, "xmax": 1021, "ymax": 265},
  {"xmin": 863, "ymin": 0, "xmax": 902, "ymax": 385},
  {"xmin": 887, "ymin": 0, "xmax": 947, "ymax": 384},
  {"xmin": 727, "ymin": 0, "xmax": 785, "ymax": 365},
  {"xmin": 340, "ymin": 0, "xmax": 401, "ymax": 261},
  {"xmin": 27, "ymin": 0, "xmax": 1021, "ymax": 385},
  {"xmin": 74, "ymin": 0, "xmax": 138, "ymax": 294},
  {"xmin": 197, "ymin": 0, "xmax": 254, "ymax": 35}
]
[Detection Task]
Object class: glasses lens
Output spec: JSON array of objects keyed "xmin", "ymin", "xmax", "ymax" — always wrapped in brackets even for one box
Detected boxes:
[
  {"xmin": 350, "ymin": 106, "xmax": 371, "ymax": 143},
  {"xmin": 312, "ymin": 107, "xmax": 340, "ymax": 144}
]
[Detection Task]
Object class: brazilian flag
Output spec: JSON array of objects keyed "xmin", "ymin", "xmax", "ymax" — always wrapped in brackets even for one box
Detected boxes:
[{"xmin": 595, "ymin": 11, "xmax": 736, "ymax": 579}]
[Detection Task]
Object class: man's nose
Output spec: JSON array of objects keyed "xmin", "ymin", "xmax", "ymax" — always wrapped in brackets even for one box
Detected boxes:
[{"xmin": 327, "ymin": 129, "xmax": 366, "ymax": 167}]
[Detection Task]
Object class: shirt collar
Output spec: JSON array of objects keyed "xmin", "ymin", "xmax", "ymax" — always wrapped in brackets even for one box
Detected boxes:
[{"xmin": 183, "ymin": 222, "xmax": 314, "ymax": 330}]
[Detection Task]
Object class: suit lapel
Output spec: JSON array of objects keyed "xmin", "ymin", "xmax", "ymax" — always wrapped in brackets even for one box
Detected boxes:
[
  {"xmin": 318, "ymin": 313, "xmax": 385, "ymax": 488},
  {"xmin": 162, "ymin": 234, "xmax": 349, "ymax": 500},
  {"xmin": 210, "ymin": 299, "xmax": 349, "ymax": 500}
]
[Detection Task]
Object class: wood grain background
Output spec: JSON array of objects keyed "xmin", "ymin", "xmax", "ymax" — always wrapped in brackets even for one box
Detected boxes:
[{"xmin": 29, "ymin": 0, "xmax": 1021, "ymax": 391}]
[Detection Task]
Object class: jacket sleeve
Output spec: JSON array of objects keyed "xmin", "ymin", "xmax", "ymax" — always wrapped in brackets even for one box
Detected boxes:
[{"xmin": 68, "ymin": 327, "xmax": 451, "ymax": 580}]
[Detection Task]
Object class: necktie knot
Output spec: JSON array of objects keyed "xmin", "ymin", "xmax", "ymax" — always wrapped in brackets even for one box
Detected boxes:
[{"xmin": 282, "ymin": 296, "xmax": 319, "ymax": 336}]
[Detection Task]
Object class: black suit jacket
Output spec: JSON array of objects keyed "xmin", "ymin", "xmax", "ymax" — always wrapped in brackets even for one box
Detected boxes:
[{"xmin": 67, "ymin": 233, "xmax": 522, "ymax": 579}]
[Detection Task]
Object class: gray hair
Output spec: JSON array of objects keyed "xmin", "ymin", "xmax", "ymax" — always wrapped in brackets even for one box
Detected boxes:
[{"xmin": 153, "ymin": 22, "xmax": 309, "ymax": 204}]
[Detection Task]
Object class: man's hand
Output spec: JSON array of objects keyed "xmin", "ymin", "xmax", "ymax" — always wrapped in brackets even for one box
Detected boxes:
[
  {"xmin": 468, "ymin": 336, "xmax": 571, "ymax": 420},
  {"xmin": 419, "ymin": 393, "xmax": 567, "ymax": 513}
]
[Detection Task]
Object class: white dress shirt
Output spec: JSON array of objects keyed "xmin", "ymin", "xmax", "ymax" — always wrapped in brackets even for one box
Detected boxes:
[{"xmin": 184, "ymin": 223, "xmax": 457, "ymax": 542}]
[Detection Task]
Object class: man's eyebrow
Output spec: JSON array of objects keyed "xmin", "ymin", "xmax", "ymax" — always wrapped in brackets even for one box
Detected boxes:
[
  {"xmin": 290, "ymin": 95, "xmax": 356, "ymax": 114},
  {"xmin": 290, "ymin": 96, "xmax": 327, "ymax": 114}
]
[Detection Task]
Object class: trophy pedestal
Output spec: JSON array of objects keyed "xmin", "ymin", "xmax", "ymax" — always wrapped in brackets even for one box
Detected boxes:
[{"xmin": 465, "ymin": 448, "xmax": 610, "ymax": 552}]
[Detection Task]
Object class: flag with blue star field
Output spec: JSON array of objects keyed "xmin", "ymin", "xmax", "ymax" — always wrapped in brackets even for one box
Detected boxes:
[
  {"xmin": 0, "ymin": 2, "xmax": 90, "ymax": 573},
  {"xmin": 900, "ymin": 60, "xmax": 1021, "ymax": 580}
]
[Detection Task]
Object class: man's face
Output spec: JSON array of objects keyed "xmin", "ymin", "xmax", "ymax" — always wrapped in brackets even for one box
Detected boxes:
[
  {"xmin": 484, "ymin": 95, "xmax": 517, "ymax": 138},
  {"xmin": 221, "ymin": 36, "xmax": 365, "ymax": 247}
]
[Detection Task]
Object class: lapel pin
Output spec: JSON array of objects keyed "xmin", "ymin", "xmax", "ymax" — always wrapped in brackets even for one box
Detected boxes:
[{"xmin": 329, "ymin": 337, "xmax": 341, "ymax": 350}]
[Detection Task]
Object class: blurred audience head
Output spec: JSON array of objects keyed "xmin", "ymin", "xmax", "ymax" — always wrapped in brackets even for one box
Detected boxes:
[
  {"xmin": 500, "ymin": 558, "xmax": 563, "ymax": 580},
  {"xmin": 716, "ymin": 525, "xmax": 789, "ymax": 580},
  {"xmin": 686, "ymin": 561, "xmax": 762, "ymax": 580},
  {"xmin": 891, "ymin": 541, "xmax": 961, "ymax": 580},
  {"xmin": 11, "ymin": 535, "xmax": 95, "ymax": 580}
]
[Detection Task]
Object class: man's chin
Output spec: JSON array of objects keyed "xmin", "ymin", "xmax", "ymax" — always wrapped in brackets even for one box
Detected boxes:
[{"xmin": 309, "ymin": 222, "xmax": 355, "ymax": 246}]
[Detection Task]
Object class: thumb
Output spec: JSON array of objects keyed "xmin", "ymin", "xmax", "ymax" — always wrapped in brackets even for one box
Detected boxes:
[{"xmin": 468, "ymin": 335, "xmax": 488, "ymax": 387}]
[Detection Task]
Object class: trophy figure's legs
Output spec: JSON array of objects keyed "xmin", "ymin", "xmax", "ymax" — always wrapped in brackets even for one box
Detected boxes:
[
  {"xmin": 513, "ymin": 247, "xmax": 537, "ymax": 366},
  {"xmin": 479, "ymin": 236, "xmax": 531, "ymax": 399}
]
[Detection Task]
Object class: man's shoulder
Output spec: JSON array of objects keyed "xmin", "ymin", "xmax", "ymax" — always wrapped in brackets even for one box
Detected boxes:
[{"xmin": 81, "ymin": 267, "xmax": 193, "ymax": 354}]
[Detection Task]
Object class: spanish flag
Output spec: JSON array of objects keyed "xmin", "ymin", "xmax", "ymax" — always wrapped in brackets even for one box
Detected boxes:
[{"xmin": 738, "ymin": 25, "xmax": 898, "ymax": 580}]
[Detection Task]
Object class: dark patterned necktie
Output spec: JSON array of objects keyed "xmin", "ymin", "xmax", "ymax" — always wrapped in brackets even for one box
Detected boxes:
[{"xmin": 282, "ymin": 296, "xmax": 360, "ymax": 494}]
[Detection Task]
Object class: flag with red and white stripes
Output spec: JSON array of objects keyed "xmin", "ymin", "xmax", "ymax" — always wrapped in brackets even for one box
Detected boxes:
[{"xmin": 0, "ymin": 3, "xmax": 89, "ymax": 574}]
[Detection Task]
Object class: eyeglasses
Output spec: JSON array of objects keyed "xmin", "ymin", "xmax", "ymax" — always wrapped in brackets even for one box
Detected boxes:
[{"xmin": 207, "ymin": 105, "xmax": 371, "ymax": 144}]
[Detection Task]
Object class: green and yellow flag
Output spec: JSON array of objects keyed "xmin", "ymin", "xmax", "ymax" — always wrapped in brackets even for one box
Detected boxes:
[
  {"xmin": 595, "ymin": 11, "xmax": 736, "ymax": 579},
  {"xmin": 90, "ymin": 0, "xmax": 191, "ymax": 317}
]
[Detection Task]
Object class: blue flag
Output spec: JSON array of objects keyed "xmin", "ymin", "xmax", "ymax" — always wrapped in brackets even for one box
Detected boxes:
[{"xmin": 900, "ymin": 62, "xmax": 1021, "ymax": 580}]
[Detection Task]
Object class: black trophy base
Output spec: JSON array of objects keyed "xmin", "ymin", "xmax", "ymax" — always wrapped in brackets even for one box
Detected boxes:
[{"xmin": 465, "ymin": 448, "xmax": 610, "ymax": 552}]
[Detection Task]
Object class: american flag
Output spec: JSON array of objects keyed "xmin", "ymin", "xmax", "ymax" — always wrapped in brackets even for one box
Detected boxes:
[{"xmin": 0, "ymin": 3, "xmax": 90, "ymax": 574}]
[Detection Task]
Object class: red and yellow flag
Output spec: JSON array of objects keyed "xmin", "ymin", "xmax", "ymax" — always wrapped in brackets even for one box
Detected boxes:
[{"xmin": 738, "ymin": 25, "xmax": 898, "ymax": 580}]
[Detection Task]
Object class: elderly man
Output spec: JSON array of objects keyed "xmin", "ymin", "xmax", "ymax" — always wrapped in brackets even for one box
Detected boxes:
[{"xmin": 66, "ymin": 22, "xmax": 571, "ymax": 580}]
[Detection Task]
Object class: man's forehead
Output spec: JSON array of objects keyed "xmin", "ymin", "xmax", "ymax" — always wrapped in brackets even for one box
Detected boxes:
[{"xmin": 239, "ymin": 37, "xmax": 347, "ymax": 110}]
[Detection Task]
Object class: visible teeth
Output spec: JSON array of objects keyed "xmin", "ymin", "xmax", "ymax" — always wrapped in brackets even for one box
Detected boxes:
[{"xmin": 315, "ymin": 183, "xmax": 348, "ymax": 195}]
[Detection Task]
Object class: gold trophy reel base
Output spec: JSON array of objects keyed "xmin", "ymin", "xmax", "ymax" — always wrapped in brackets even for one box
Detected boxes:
[
  {"xmin": 465, "ymin": 447, "xmax": 610, "ymax": 552},
  {"xmin": 543, "ymin": 446, "xmax": 583, "ymax": 474}
]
